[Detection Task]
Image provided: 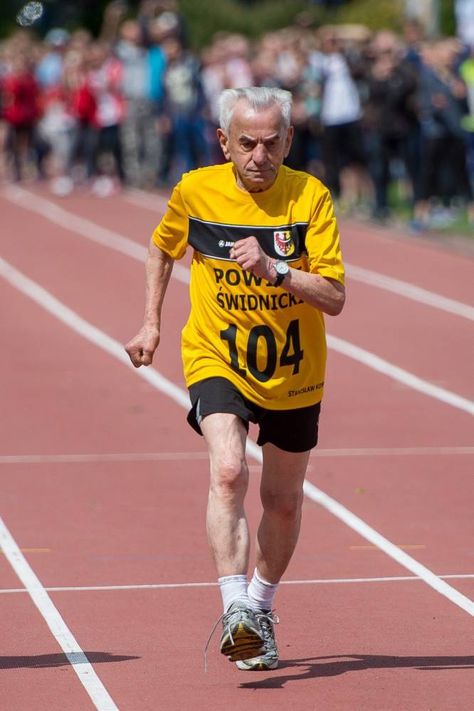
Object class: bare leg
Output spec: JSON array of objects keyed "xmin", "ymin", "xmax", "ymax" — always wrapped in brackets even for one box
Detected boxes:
[
  {"xmin": 255, "ymin": 444, "xmax": 311, "ymax": 583},
  {"xmin": 201, "ymin": 413, "xmax": 250, "ymax": 577}
]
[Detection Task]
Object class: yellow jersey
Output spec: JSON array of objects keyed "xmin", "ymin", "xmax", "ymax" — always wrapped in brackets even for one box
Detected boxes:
[{"xmin": 152, "ymin": 162, "xmax": 344, "ymax": 409}]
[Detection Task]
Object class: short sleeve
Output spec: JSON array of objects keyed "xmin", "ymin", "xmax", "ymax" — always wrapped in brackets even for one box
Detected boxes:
[
  {"xmin": 305, "ymin": 187, "xmax": 345, "ymax": 284},
  {"xmin": 152, "ymin": 182, "xmax": 189, "ymax": 260}
]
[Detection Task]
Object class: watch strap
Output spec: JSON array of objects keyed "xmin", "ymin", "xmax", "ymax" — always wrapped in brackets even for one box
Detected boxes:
[
  {"xmin": 273, "ymin": 271, "xmax": 286, "ymax": 287},
  {"xmin": 273, "ymin": 260, "xmax": 288, "ymax": 286}
]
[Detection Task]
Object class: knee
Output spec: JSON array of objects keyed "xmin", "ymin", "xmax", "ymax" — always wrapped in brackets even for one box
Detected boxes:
[
  {"xmin": 210, "ymin": 457, "xmax": 248, "ymax": 500},
  {"xmin": 261, "ymin": 488, "xmax": 303, "ymax": 521}
]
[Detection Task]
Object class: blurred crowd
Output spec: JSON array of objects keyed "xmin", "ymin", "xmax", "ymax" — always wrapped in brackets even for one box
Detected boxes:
[{"xmin": 1, "ymin": 0, "xmax": 474, "ymax": 231}]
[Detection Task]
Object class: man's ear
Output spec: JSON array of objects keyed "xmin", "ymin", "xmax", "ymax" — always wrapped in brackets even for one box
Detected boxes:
[
  {"xmin": 284, "ymin": 125, "xmax": 294, "ymax": 158},
  {"xmin": 217, "ymin": 128, "xmax": 231, "ymax": 161}
]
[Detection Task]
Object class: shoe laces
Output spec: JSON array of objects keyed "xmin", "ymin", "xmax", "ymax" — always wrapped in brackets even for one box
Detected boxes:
[
  {"xmin": 203, "ymin": 610, "xmax": 225, "ymax": 673},
  {"xmin": 256, "ymin": 610, "xmax": 279, "ymax": 644},
  {"xmin": 204, "ymin": 603, "xmax": 264, "ymax": 672},
  {"xmin": 203, "ymin": 604, "xmax": 244, "ymax": 672}
]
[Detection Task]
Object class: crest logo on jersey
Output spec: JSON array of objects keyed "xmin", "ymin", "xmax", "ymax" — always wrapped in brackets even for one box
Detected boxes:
[{"xmin": 273, "ymin": 230, "xmax": 295, "ymax": 257}]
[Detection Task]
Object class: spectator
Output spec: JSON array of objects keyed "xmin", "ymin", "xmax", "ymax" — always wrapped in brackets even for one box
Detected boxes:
[
  {"xmin": 251, "ymin": 43, "xmax": 281, "ymax": 89},
  {"xmin": 57, "ymin": 46, "xmax": 97, "ymax": 189},
  {"xmin": 36, "ymin": 52, "xmax": 78, "ymax": 195},
  {"xmin": 277, "ymin": 29, "xmax": 324, "ymax": 173},
  {"xmin": 362, "ymin": 30, "xmax": 420, "ymax": 221},
  {"xmin": 138, "ymin": 0, "xmax": 187, "ymax": 47},
  {"xmin": 116, "ymin": 19, "xmax": 165, "ymax": 188},
  {"xmin": 35, "ymin": 28, "xmax": 70, "ymax": 90},
  {"xmin": 402, "ymin": 17, "xmax": 425, "ymax": 70},
  {"xmin": 222, "ymin": 34, "xmax": 254, "ymax": 89},
  {"xmin": 99, "ymin": 0, "xmax": 129, "ymax": 45},
  {"xmin": 459, "ymin": 45, "xmax": 474, "ymax": 203},
  {"xmin": 157, "ymin": 36, "xmax": 209, "ymax": 185},
  {"xmin": 415, "ymin": 39, "xmax": 473, "ymax": 227},
  {"xmin": 317, "ymin": 27, "xmax": 369, "ymax": 213},
  {"xmin": 1, "ymin": 48, "xmax": 40, "ymax": 181},
  {"xmin": 0, "ymin": 41, "xmax": 8, "ymax": 181},
  {"xmin": 87, "ymin": 41, "xmax": 126, "ymax": 195},
  {"xmin": 201, "ymin": 33, "xmax": 254, "ymax": 163}
]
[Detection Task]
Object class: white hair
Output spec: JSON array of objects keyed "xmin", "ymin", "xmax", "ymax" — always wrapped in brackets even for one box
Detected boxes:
[{"xmin": 218, "ymin": 87, "xmax": 293, "ymax": 133}]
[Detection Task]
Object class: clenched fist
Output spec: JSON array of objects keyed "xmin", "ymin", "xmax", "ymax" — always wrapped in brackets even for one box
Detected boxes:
[{"xmin": 125, "ymin": 325, "xmax": 160, "ymax": 368}]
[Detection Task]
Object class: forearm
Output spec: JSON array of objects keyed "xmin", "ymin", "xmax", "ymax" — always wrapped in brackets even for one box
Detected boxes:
[
  {"xmin": 230, "ymin": 236, "xmax": 345, "ymax": 316},
  {"xmin": 143, "ymin": 239, "xmax": 174, "ymax": 328},
  {"xmin": 260, "ymin": 255, "xmax": 345, "ymax": 315},
  {"xmin": 280, "ymin": 265, "xmax": 345, "ymax": 316}
]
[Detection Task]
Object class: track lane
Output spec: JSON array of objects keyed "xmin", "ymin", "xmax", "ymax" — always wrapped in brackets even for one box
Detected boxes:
[
  {"xmin": 1, "ymin": 252, "xmax": 473, "ymax": 600},
  {"xmin": 1, "ymin": 593, "xmax": 103, "ymax": 711},
  {"xmin": 338, "ymin": 218, "xmax": 474, "ymax": 304},
  {"xmin": 1, "ymin": 189, "xmax": 473, "ymax": 709},
  {"xmin": 2, "ymin": 191, "xmax": 472, "ymax": 575},
  {"xmin": 328, "ymin": 280, "xmax": 474, "ymax": 399},
  {"xmin": 303, "ymin": 453, "xmax": 474, "ymax": 575}
]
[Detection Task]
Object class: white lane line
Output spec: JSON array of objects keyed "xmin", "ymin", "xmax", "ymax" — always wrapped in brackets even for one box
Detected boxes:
[
  {"xmin": 0, "ymin": 446, "xmax": 472, "ymax": 465},
  {"xmin": 0, "ymin": 256, "xmax": 190, "ymax": 408},
  {"xmin": 1, "ymin": 256, "xmax": 473, "ymax": 618},
  {"xmin": 247, "ymin": 435, "xmax": 474, "ymax": 617},
  {"xmin": 0, "ymin": 452, "xmax": 209, "ymax": 464},
  {"xmin": 305, "ymin": 479, "xmax": 474, "ymax": 616},
  {"xmin": 315, "ymin": 446, "xmax": 474, "ymax": 457},
  {"xmin": 346, "ymin": 263, "xmax": 474, "ymax": 321},
  {"xmin": 327, "ymin": 335, "xmax": 474, "ymax": 416},
  {"xmin": 124, "ymin": 189, "xmax": 169, "ymax": 213},
  {"xmin": 0, "ymin": 517, "xmax": 119, "ymax": 710},
  {"xmin": 1, "ymin": 185, "xmax": 191, "ymax": 285},
  {"xmin": 1, "ymin": 574, "xmax": 474, "ymax": 595},
  {"xmin": 1, "ymin": 187, "xmax": 473, "ymax": 415}
]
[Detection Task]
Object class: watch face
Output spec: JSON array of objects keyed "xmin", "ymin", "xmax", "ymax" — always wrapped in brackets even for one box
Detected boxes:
[{"xmin": 276, "ymin": 261, "xmax": 289, "ymax": 275}]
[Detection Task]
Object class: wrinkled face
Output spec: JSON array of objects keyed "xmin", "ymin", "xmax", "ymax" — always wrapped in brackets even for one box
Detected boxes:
[{"xmin": 217, "ymin": 100, "xmax": 293, "ymax": 193}]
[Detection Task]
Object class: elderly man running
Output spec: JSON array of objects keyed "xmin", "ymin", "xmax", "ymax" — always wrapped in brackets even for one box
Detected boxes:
[{"xmin": 126, "ymin": 86, "xmax": 345, "ymax": 670}]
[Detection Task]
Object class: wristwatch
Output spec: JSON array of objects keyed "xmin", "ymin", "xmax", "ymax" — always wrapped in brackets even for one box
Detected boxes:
[{"xmin": 273, "ymin": 260, "xmax": 289, "ymax": 286}]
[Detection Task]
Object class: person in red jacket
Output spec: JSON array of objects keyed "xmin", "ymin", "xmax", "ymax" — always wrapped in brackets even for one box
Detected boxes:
[{"xmin": 2, "ymin": 50, "xmax": 40, "ymax": 181}]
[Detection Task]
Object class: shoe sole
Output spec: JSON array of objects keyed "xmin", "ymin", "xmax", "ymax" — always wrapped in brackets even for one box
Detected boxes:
[
  {"xmin": 236, "ymin": 656, "xmax": 279, "ymax": 671},
  {"xmin": 220, "ymin": 622, "xmax": 264, "ymax": 662}
]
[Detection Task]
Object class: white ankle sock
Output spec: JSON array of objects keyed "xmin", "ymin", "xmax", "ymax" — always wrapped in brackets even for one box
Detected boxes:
[
  {"xmin": 247, "ymin": 568, "xmax": 278, "ymax": 611},
  {"xmin": 218, "ymin": 574, "xmax": 249, "ymax": 612}
]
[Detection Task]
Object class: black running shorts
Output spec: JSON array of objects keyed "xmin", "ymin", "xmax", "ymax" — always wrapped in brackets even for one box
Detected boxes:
[{"xmin": 187, "ymin": 377, "xmax": 321, "ymax": 453}]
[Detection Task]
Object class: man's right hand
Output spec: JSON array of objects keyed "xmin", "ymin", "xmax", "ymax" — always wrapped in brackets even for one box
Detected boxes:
[{"xmin": 125, "ymin": 326, "xmax": 160, "ymax": 368}]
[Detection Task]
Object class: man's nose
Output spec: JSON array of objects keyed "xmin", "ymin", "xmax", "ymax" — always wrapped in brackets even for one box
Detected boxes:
[{"xmin": 252, "ymin": 143, "xmax": 268, "ymax": 165}]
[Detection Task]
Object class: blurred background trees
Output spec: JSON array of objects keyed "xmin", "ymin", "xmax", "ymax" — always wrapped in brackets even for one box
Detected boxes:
[{"xmin": 0, "ymin": 0, "xmax": 458, "ymax": 48}]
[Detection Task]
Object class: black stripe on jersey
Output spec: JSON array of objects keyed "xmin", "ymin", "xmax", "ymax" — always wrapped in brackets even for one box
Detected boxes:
[{"xmin": 188, "ymin": 217, "xmax": 308, "ymax": 260}]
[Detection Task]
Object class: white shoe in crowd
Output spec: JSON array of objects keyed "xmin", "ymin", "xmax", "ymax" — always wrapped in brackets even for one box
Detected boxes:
[
  {"xmin": 50, "ymin": 176, "xmax": 73, "ymax": 197},
  {"xmin": 91, "ymin": 176, "xmax": 116, "ymax": 198}
]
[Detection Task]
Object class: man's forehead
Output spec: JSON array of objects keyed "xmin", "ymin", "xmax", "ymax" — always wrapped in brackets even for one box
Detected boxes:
[
  {"xmin": 230, "ymin": 102, "xmax": 284, "ymax": 134},
  {"xmin": 237, "ymin": 128, "xmax": 282, "ymax": 141}
]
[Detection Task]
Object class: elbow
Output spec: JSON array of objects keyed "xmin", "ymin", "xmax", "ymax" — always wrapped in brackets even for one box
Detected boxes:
[
  {"xmin": 326, "ymin": 291, "xmax": 346, "ymax": 316},
  {"xmin": 318, "ymin": 277, "xmax": 346, "ymax": 316}
]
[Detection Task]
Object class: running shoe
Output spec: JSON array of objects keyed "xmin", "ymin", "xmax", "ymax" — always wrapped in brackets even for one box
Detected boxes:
[
  {"xmin": 219, "ymin": 601, "xmax": 265, "ymax": 662},
  {"xmin": 235, "ymin": 610, "xmax": 279, "ymax": 671}
]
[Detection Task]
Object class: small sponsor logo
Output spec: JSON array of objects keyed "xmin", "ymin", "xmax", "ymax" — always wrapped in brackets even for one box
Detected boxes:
[
  {"xmin": 274, "ymin": 230, "xmax": 295, "ymax": 257},
  {"xmin": 288, "ymin": 382, "xmax": 324, "ymax": 397},
  {"xmin": 218, "ymin": 240, "xmax": 235, "ymax": 248}
]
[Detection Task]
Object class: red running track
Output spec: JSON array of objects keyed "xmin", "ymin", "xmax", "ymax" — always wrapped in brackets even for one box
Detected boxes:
[{"xmin": 0, "ymin": 183, "xmax": 473, "ymax": 710}]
